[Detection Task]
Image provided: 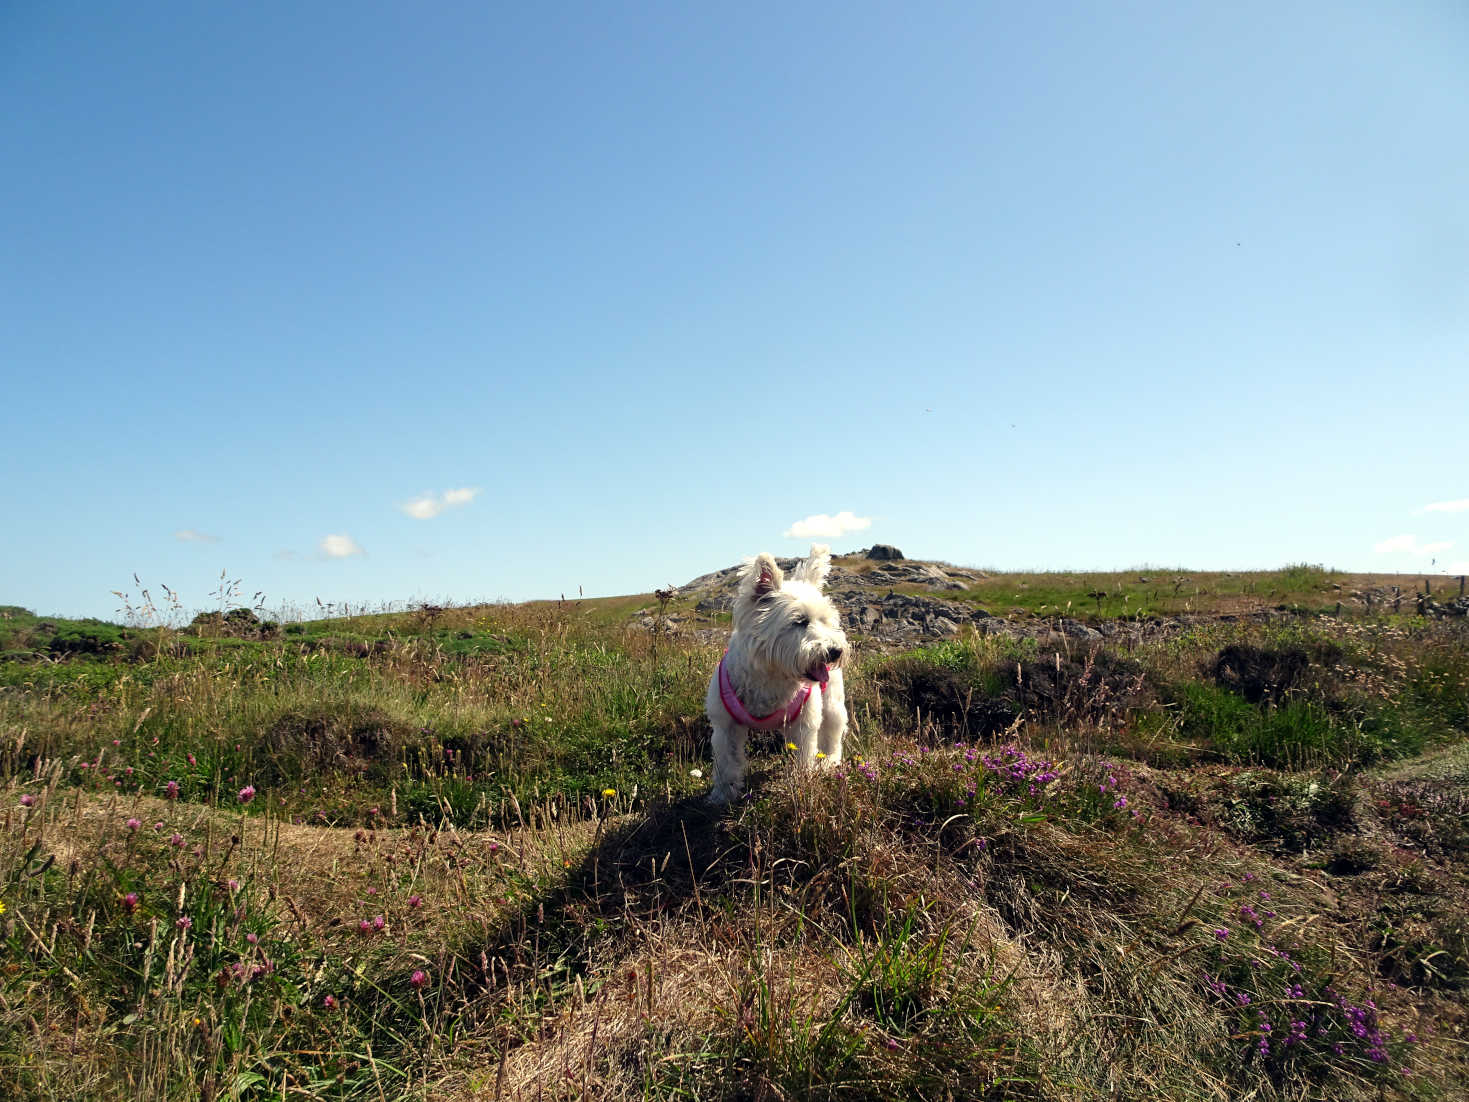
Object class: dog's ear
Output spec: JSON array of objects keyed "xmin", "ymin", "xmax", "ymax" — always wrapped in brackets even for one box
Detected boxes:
[
  {"xmin": 791, "ymin": 544, "xmax": 832, "ymax": 589},
  {"xmin": 739, "ymin": 553, "xmax": 784, "ymax": 603}
]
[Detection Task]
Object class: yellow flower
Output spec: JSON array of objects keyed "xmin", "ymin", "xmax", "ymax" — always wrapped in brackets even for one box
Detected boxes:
[
  {"xmin": 0, "ymin": 900, "xmax": 6, "ymax": 915},
  {"xmin": 601, "ymin": 788, "xmax": 616, "ymax": 798},
  {"xmin": 815, "ymin": 752, "xmax": 827, "ymax": 760},
  {"xmin": 786, "ymin": 742, "xmax": 798, "ymax": 752}
]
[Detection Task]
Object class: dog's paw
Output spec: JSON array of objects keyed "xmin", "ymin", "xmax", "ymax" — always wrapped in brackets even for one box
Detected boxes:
[{"xmin": 706, "ymin": 784, "xmax": 741, "ymax": 807}]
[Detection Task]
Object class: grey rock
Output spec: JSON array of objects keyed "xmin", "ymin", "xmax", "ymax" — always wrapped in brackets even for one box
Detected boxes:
[{"xmin": 1058, "ymin": 619, "xmax": 1103, "ymax": 641}]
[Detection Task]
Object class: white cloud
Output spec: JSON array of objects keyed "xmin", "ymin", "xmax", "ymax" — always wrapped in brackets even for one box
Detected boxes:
[
  {"xmin": 783, "ymin": 510, "xmax": 873, "ymax": 540},
  {"xmin": 1420, "ymin": 499, "xmax": 1469, "ymax": 513},
  {"xmin": 175, "ymin": 529, "xmax": 220, "ymax": 544},
  {"xmin": 320, "ymin": 534, "xmax": 364, "ymax": 558},
  {"xmin": 400, "ymin": 487, "xmax": 480, "ymax": 519},
  {"xmin": 1374, "ymin": 535, "xmax": 1417, "ymax": 553},
  {"xmin": 1373, "ymin": 534, "xmax": 1454, "ymax": 555},
  {"xmin": 1445, "ymin": 561, "xmax": 1469, "ymax": 575}
]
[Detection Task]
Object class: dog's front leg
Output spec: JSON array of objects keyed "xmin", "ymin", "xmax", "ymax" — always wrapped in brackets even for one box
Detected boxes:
[
  {"xmin": 817, "ymin": 670, "xmax": 847, "ymax": 766},
  {"xmin": 792, "ymin": 694, "xmax": 825, "ymax": 770},
  {"xmin": 708, "ymin": 719, "xmax": 748, "ymax": 805}
]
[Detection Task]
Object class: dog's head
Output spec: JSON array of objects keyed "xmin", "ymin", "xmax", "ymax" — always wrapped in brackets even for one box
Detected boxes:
[{"xmin": 732, "ymin": 544, "xmax": 848, "ymax": 683}]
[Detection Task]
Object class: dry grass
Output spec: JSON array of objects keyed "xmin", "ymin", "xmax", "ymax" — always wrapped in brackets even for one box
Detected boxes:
[{"xmin": 2, "ymin": 585, "xmax": 1467, "ymax": 1099}]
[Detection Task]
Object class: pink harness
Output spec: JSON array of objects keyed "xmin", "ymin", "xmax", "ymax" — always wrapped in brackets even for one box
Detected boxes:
[{"xmin": 717, "ymin": 651, "xmax": 828, "ymax": 730}]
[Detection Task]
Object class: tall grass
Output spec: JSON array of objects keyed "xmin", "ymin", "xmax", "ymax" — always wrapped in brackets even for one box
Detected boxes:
[{"xmin": 1, "ymin": 589, "xmax": 1465, "ymax": 1098}]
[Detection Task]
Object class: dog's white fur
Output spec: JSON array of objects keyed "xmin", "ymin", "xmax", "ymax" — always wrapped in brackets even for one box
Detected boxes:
[{"xmin": 705, "ymin": 544, "xmax": 849, "ymax": 804}]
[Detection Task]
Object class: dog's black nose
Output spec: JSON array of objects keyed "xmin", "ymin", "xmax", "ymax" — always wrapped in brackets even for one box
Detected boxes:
[{"xmin": 826, "ymin": 645, "xmax": 844, "ymax": 664}]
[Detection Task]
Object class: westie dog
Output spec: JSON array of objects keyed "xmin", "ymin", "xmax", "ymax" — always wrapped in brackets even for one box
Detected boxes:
[{"xmin": 706, "ymin": 544, "xmax": 849, "ymax": 804}]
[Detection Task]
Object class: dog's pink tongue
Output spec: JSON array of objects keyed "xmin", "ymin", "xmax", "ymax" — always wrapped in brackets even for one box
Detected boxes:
[{"xmin": 809, "ymin": 664, "xmax": 830, "ymax": 684}]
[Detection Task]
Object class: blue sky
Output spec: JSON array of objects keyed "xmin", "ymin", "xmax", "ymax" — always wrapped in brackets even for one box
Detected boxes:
[{"xmin": 3, "ymin": 1, "xmax": 1467, "ymax": 621}]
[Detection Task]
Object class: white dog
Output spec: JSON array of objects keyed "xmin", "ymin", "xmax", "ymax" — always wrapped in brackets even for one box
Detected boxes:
[{"xmin": 706, "ymin": 544, "xmax": 849, "ymax": 804}]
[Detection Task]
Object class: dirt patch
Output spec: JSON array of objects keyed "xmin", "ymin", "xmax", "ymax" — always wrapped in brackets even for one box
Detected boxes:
[
  {"xmin": 259, "ymin": 705, "xmax": 418, "ymax": 783},
  {"xmin": 870, "ymin": 661, "xmax": 1018, "ymax": 742},
  {"xmin": 1212, "ymin": 642, "xmax": 1345, "ymax": 706},
  {"xmin": 1013, "ymin": 647, "xmax": 1152, "ymax": 729}
]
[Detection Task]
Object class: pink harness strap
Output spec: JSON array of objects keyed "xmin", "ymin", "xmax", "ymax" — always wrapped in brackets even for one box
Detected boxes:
[{"xmin": 718, "ymin": 651, "xmax": 828, "ymax": 730}]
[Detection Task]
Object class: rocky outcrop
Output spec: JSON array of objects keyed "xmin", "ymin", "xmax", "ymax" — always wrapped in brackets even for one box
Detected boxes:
[
  {"xmin": 637, "ymin": 553, "xmax": 1137, "ymax": 649},
  {"xmin": 633, "ymin": 554, "xmax": 1338, "ymax": 650}
]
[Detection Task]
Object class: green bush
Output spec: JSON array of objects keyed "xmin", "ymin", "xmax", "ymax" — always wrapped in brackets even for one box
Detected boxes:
[{"xmin": 47, "ymin": 619, "xmax": 127, "ymax": 655}]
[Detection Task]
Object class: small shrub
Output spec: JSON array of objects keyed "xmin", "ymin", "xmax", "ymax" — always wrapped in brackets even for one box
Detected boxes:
[
  {"xmin": 47, "ymin": 620, "xmax": 127, "ymax": 655},
  {"xmin": 1218, "ymin": 770, "xmax": 1355, "ymax": 851}
]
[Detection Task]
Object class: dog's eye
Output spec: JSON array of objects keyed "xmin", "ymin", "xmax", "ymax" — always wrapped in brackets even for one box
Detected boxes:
[{"xmin": 792, "ymin": 615, "xmax": 809, "ymax": 628}]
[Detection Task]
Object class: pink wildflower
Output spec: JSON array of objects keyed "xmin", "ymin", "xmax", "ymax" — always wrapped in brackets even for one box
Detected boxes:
[{"xmin": 237, "ymin": 785, "xmax": 256, "ymax": 804}]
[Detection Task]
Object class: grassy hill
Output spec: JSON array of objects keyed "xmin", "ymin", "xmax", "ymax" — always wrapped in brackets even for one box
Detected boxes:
[{"xmin": 1, "ymin": 568, "xmax": 1466, "ymax": 1099}]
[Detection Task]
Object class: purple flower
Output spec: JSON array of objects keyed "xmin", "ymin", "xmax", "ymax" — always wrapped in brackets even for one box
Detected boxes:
[
  {"xmin": 1214, "ymin": 927, "xmax": 1230, "ymax": 940},
  {"xmin": 176, "ymin": 915, "xmax": 193, "ymax": 930},
  {"xmin": 408, "ymin": 894, "xmax": 423, "ymax": 909},
  {"xmin": 166, "ymin": 780, "xmax": 179, "ymax": 799},
  {"xmin": 410, "ymin": 969, "xmax": 427, "ymax": 988},
  {"xmin": 237, "ymin": 785, "xmax": 256, "ymax": 804},
  {"xmin": 19, "ymin": 794, "xmax": 35, "ymax": 808},
  {"xmin": 122, "ymin": 892, "xmax": 140, "ymax": 913},
  {"xmin": 126, "ymin": 818, "xmax": 142, "ymax": 832},
  {"xmin": 323, "ymin": 994, "xmax": 339, "ymax": 1009}
]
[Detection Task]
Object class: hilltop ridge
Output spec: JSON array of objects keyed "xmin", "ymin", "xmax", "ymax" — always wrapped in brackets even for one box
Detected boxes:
[{"xmin": 631, "ymin": 552, "xmax": 1469, "ymax": 650}]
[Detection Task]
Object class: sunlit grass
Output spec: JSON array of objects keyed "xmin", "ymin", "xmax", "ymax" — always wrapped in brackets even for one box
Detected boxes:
[{"xmin": 1, "ymin": 580, "xmax": 1466, "ymax": 1099}]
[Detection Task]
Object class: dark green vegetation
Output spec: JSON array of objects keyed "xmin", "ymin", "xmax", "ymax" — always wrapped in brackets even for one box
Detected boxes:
[{"xmin": 1, "ymin": 573, "xmax": 1466, "ymax": 1100}]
